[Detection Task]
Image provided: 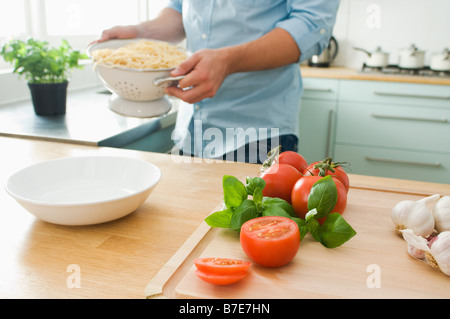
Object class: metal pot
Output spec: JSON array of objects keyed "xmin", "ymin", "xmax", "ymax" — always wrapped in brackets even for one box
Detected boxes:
[
  {"xmin": 430, "ymin": 48, "xmax": 450, "ymax": 72},
  {"xmin": 398, "ymin": 44, "xmax": 425, "ymax": 69},
  {"xmin": 308, "ymin": 36, "xmax": 338, "ymax": 67},
  {"xmin": 354, "ymin": 46, "xmax": 389, "ymax": 68}
]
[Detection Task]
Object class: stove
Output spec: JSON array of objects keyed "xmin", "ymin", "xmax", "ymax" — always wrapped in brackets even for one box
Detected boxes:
[{"xmin": 360, "ymin": 63, "xmax": 450, "ymax": 78}]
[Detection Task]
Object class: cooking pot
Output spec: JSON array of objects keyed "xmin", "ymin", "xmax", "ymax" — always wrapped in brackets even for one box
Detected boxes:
[
  {"xmin": 398, "ymin": 44, "xmax": 425, "ymax": 69},
  {"xmin": 308, "ymin": 36, "xmax": 338, "ymax": 67},
  {"xmin": 354, "ymin": 46, "xmax": 389, "ymax": 68},
  {"xmin": 430, "ymin": 48, "xmax": 450, "ymax": 72}
]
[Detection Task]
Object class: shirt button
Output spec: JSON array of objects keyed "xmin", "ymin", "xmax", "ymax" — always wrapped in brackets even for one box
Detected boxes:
[
  {"xmin": 194, "ymin": 104, "xmax": 200, "ymax": 111},
  {"xmin": 201, "ymin": 33, "xmax": 208, "ymax": 40},
  {"xmin": 320, "ymin": 28, "xmax": 326, "ymax": 34}
]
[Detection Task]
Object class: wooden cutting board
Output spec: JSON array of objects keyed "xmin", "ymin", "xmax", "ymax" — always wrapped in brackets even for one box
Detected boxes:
[{"xmin": 145, "ymin": 181, "xmax": 450, "ymax": 299}]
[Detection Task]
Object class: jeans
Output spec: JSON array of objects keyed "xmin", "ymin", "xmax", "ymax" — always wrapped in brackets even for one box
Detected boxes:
[{"xmin": 221, "ymin": 134, "xmax": 298, "ymax": 164}]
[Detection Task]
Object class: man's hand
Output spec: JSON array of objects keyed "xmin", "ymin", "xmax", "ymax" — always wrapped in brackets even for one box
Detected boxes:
[{"xmin": 165, "ymin": 48, "xmax": 233, "ymax": 104}]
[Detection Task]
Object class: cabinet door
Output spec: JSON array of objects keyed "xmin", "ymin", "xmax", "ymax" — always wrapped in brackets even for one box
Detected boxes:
[{"xmin": 298, "ymin": 99, "xmax": 335, "ymax": 163}]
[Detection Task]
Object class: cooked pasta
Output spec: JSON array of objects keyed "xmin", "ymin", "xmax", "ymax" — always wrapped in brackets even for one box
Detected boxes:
[{"xmin": 91, "ymin": 40, "xmax": 188, "ymax": 70}]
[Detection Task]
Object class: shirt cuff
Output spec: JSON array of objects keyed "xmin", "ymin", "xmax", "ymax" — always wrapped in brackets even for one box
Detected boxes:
[{"xmin": 166, "ymin": 0, "xmax": 182, "ymax": 13}]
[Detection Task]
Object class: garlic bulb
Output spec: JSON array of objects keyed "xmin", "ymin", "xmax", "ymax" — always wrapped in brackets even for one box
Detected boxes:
[
  {"xmin": 401, "ymin": 229, "xmax": 450, "ymax": 276},
  {"xmin": 391, "ymin": 194, "xmax": 439, "ymax": 237},
  {"xmin": 432, "ymin": 196, "xmax": 450, "ymax": 232}
]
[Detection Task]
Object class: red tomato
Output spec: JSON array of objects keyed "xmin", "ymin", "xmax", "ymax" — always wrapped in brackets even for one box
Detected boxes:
[
  {"xmin": 194, "ymin": 258, "xmax": 251, "ymax": 275},
  {"xmin": 303, "ymin": 160, "xmax": 350, "ymax": 193},
  {"xmin": 240, "ymin": 216, "xmax": 300, "ymax": 267},
  {"xmin": 291, "ymin": 175, "xmax": 347, "ymax": 224},
  {"xmin": 195, "ymin": 270, "xmax": 248, "ymax": 286},
  {"xmin": 278, "ymin": 151, "xmax": 308, "ymax": 173},
  {"xmin": 261, "ymin": 163, "xmax": 302, "ymax": 203}
]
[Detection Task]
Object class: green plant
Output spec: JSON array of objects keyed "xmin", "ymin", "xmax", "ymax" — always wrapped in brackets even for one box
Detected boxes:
[{"xmin": 0, "ymin": 38, "xmax": 88, "ymax": 84}]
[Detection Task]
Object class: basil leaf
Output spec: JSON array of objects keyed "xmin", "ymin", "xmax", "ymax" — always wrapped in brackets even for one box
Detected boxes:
[
  {"xmin": 230, "ymin": 199, "xmax": 258, "ymax": 231},
  {"xmin": 245, "ymin": 176, "xmax": 266, "ymax": 196},
  {"xmin": 223, "ymin": 175, "xmax": 248, "ymax": 209},
  {"xmin": 307, "ymin": 175, "xmax": 337, "ymax": 219},
  {"xmin": 262, "ymin": 205, "xmax": 292, "ymax": 218},
  {"xmin": 316, "ymin": 213, "xmax": 357, "ymax": 248},
  {"xmin": 204, "ymin": 208, "xmax": 233, "ymax": 228},
  {"xmin": 262, "ymin": 197, "xmax": 296, "ymax": 217}
]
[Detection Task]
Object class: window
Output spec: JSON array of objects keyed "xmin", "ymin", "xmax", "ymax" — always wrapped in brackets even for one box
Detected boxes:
[{"xmin": 0, "ymin": 0, "xmax": 169, "ymax": 69}]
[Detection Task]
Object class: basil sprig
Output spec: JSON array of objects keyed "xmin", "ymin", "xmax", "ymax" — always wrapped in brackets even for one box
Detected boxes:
[
  {"xmin": 205, "ymin": 175, "xmax": 297, "ymax": 231},
  {"xmin": 205, "ymin": 175, "xmax": 356, "ymax": 248}
]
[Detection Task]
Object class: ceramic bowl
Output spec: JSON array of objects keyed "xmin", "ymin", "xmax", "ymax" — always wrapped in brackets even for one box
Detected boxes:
[{"xmin": 5, "ymin": 156, "xmax": 161, "ymax": 226}]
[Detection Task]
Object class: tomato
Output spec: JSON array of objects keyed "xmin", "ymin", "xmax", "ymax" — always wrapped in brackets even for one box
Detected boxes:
[
  {"xmin": 261, "ymin": 163, "xmax": 302, "ymax": 203},
  {"xmin": 303, "ymin": 160, "xmax": 350, "ymax": 193},
  {"xmin": 195, "ymin": 270, "xmax": 248, "ymax": 286},
  {"xmin": 291, "ymin": 175, "xmax": 347, "ymax": 224},
  {"xmin": 240, "ymin": 216, "xmax": 300, "ymax": 267},
  {"xmin": 278, "ymin": 151, "xmax": 308, "ymax": 173},
  {"xmin": 193, "ymin": 257, "xmax": 251, "ymax": 285},
  {"xmin": 194, "ymin": 257, "xmax": 251, "ymax": 275}
]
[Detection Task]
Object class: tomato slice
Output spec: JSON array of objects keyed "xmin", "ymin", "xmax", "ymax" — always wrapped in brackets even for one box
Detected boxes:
[
  {"xmin": 240, "ymin": 216, "xmax": 300, "ymax": 267},
  {"xmin": 194, "ymin": 257, "xmax": 252, "ymax": 275},
  {"xmin": 195, "ymin": 270, "xmax": 248, "ymax": 286}
]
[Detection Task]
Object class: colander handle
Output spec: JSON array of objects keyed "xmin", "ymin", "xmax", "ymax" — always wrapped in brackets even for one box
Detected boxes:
[{"xmin": 153, "ymin": 75, "xmax": 186, "ymax": 86}]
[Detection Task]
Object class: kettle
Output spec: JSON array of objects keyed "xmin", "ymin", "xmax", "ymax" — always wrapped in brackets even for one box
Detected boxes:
[{"xmin": 308, "ymin": 36, "xmax": 338, "ymax": 67}]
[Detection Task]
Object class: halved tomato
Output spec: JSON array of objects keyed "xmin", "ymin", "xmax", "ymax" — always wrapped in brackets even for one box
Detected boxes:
[
  {"xmin": 194, "ymin": 257, "xmax": 251, "ymax": 275},
  {"xmin": 240, "ymin": 216, "xmax": 300, "ymax": 267},
  {"xmin": 195, "ymin": 270, "xmax": 248, "ymax": 286}
]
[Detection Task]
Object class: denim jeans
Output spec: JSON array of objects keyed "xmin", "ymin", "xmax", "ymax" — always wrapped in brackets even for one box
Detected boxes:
[{"xmin": 221, "ymin": 134, "xmax": 298, "ymax": 164}]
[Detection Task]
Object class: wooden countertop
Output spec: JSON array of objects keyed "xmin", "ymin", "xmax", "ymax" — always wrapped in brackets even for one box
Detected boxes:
[
  {"xmin": 300, "ymin": 66, "xmax": 450, "ymax": 86},
  {"xmin": 1, "ymin": 136, "xmax": 449, "ymax": 299},
  {"xmin": 0, "ymin": 136, "xmax": 259, "ymax": 299}
]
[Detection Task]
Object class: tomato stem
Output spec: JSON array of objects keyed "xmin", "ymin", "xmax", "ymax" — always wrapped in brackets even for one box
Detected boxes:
[{"xmin": 312, "ymin": 157, "xmax": 349, "ymax": 177}]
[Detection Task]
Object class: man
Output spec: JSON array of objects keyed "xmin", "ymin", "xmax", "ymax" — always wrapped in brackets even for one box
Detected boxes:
[{"xmin": 98, "ymin": 0, "xmax": 340, "ymax": 163}]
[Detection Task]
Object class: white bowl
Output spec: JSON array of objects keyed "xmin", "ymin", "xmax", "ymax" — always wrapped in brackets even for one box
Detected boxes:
[{"xmin": 5, "ymin": 156, "xmax": 161, "ymax": 226}]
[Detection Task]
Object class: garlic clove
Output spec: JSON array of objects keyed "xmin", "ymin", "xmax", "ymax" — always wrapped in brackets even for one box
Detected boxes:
[
  {"xmin": 401, "ymin": 229, "xmax": 430, "ymax": 252},
  {"xmin": 432, "ymin": 196, "xmax": 450, "ymax": 233}
]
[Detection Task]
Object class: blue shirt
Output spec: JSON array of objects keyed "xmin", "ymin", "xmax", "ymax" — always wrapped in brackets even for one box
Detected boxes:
[{"xmin": 167, "ymin": 0, "xmax": 339, "ymax": 158}]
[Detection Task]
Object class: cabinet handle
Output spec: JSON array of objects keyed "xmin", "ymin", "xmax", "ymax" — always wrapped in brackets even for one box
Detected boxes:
[
  {"xmin": 365, "ymin": 156, "xmax": 441, "ymax": 167},
  {"xmin": 325, "ymin": 109, "xmax": 334, "ymax": 157},
  {"xmin": 370, "ymin": 113, "xmax": 448, "ymax": 123},
  {"xmin": 304, "ymin": 87, "xmax": 333, "ymax": 93},
  {"xmin": 373, "ymin": 90, "xmax": 450, "ymax": 100}
]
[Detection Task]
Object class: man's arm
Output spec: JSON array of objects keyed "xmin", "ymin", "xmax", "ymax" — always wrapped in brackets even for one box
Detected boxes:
[
  {"xmin": 97, "ymin": 8, "xmax": 185, "ymax": 43},
  {"xmin": 166, "ymin": 27, "xmax": 301, "ymax": 104}
]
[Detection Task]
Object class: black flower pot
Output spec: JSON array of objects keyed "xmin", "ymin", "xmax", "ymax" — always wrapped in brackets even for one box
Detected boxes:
[{"xmin": 28, "ymin": 81, "xmax": 68, "ymax": 116}]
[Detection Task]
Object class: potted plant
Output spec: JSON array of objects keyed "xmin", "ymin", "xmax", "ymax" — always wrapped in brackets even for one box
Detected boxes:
[{"xmin": 0, "ymin": 38, "xmax": 88, "ymax": 115}]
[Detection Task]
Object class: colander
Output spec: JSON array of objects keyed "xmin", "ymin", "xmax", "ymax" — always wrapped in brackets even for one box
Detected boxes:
[{"xmin": 87, "ymin": 38, "xmax": 186, "ymax": 102}]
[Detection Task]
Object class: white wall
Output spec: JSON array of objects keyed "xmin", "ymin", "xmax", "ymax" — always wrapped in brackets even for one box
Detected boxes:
[{"xmin": 331, "ymin": 0, "xmax": 450, "ymax": 69}]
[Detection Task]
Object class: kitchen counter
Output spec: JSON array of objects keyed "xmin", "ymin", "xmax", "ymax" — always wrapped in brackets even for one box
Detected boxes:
[
  {"xmin": 1, "ymin": 136, "xmax": 450, "ymax": 299},
  {"xmin": 0, "ymin": 136, "xmax": 258, "ymax": 299},
  {"xmin": 0, "ymin": 86, "xmax": 177, "ymax": 148},
  {"xmin": 300, "ymin": 65, "xmax": 450, "ymax": 86}
]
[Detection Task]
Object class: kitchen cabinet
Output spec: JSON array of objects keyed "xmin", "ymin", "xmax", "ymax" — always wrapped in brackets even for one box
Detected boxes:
[
  {"xmin": 334, "ymin": 80, "xmax": 450, "ymax": 184},
  {"xmin": 298, "ymin": 78, "xmax": 338, "ymax": 163}
]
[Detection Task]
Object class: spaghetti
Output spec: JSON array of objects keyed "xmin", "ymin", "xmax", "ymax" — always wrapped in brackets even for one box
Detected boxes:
[{"xmin": 91, "ymin": 40, "xmax": 188, "ymax": 70}]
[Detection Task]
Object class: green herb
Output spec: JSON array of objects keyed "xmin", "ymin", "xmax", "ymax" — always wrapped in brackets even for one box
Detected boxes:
[
  {"xmin": 205, "ymin": 174, "xmax": 356, "ymax": 248},
  {"xmin": 0, "ymin": 38, "xmax": 88, "ymax": 84},
  {"xmin": 205, "ymin": 175, "xmax": 294, "ymax": 230}
]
